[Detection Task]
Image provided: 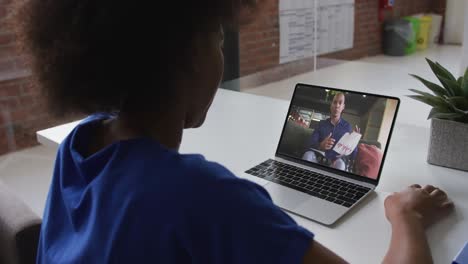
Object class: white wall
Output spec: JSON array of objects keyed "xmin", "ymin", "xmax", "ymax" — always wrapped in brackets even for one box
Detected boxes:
[
  {"xmin": 461, "ymin": 0, "xmax": 468, "ymax": 75},
  {"xmin": 444, "ymin": 0, "xmax": 465, "ymax": 44},
  {"xmin": 378, "ymin": 99, "xmax": 398, "ymax": 150}
]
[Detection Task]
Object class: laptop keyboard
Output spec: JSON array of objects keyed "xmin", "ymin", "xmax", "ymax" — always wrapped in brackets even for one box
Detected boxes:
[{"xmin": 245, "ymin": 159, "xmax": 371, "ymax": 208}]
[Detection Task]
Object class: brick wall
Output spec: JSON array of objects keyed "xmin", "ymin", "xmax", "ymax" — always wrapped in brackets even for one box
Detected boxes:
[
  {"xmin": 0, "ymin": 77, "xmax": 52, "ymax": 155},
  {"xmin": 0, "ymin": 0, "xmax": 448, "ymax": 155},
  {"xmin": 239, "ymin": 0, "xmax": 446, "ymax": 76},
  {"xmin": 0, "ymin": 0, "xmax": 67, "ymax": 155},
  {"xmin": 239, "ymin": 0, "xmax": 280, "ymax": 77},
  {"xmin": 0, "ymin": 0, "xmax": 23, "ymax": 73},
  {"xmin": 431, "ymin": 0, "xmax": 447, "ymax": 15}
]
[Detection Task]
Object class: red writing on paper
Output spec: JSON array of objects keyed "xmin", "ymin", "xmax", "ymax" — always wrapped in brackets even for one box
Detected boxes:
[{"xmin": 336, "ymin": 142, "xmax": 352, "ymax": 153}]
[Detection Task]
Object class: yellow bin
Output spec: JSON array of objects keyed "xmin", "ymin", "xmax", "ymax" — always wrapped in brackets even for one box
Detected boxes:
[{"xmin": 417, "ymin": 15, "xmax": 432, "ymax": 50}]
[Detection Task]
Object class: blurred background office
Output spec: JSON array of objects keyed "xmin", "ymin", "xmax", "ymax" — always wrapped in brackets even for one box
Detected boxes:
[{"xmin": 0, "ymin": 0, "xmax": 467, "ymax": 216}]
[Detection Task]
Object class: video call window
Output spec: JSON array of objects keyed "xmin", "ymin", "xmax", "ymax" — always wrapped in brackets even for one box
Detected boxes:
[{"xmin": 278, "ymin": 85, "xmax": 398, "ymax": 180}]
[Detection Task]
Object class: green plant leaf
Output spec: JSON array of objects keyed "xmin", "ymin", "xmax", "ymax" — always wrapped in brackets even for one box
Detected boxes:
[
  {"xmin": 451, "ymin": 106, "xmax": 468, "ymax": 115},
  {"xmin": 438, "ymin": 96, "xmax": 468, "ymax": 115},
  {"xmin": 407, "ymin": 94, "xmax": 452, "ymax": 109},
  {"xmin": 428, "ymin": 110, "xmax": 465, "ymax": 120},
  {"xmin": 428, "ymin": 107, "xmax": 448, "ymax": 118},
  {"xmin": 447, "ymin": 96, "xmax": 468, "ymax": 111},
  {"xmin": 409, "ymin": 74, "xmax": 448, "ymax": 96},
  {"xmin": 462, "ymin": 67, "xmax": 468, "ymax": 98},
  {"xmin": 438, "ymin": 75, "xmax": 461, "ymax": 96},
  {"xmin": 436, "ymin": 61, "xmax": 457, "ymax": 80},
  {"xmin": 426, "ymin": 58, "xmax": 456, "ymax": 81},
  {"xmin": 409, "ymin": 88, "xmax": 437, "ymax": 98}
]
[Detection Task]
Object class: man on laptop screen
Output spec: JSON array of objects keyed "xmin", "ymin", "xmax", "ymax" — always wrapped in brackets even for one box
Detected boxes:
[
  {"xmin": 279, "ymin": 87, "xmax": 397, "ymax": 180},
  {"xmin": 302, "ymin": 92, "xmax": 359, "ymax": 171}
]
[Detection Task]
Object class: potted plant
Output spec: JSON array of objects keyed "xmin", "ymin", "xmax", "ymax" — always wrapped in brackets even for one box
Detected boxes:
[{"xmin": 409, "ymin": 58, "xmax": 468, "ymax": 171}]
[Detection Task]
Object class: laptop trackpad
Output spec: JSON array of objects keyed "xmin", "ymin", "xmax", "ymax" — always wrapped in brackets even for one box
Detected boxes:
[{"xmin": 264, "ymin": 183, "xmax": 309, "ymax": 211}]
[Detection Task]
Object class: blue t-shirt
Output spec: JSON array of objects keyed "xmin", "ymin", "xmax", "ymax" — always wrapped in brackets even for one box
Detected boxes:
[
  {"xmin": 307, "ymin": 118, "xmax": 357, "ymax": 160},
  {"xmin": 37, "ymin": 114, "xmax": 314, "ymax": 263}
]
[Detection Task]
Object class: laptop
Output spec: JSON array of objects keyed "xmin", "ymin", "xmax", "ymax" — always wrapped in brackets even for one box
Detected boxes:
[{"xmin": 243, "ymin": 83, "xmax": 400, "ymax": 225}]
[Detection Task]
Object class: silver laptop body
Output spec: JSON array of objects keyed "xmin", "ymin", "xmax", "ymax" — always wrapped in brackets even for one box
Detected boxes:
[{"xmin": 243, "ymin": 83, "xmax": 400, "ymax": 226}]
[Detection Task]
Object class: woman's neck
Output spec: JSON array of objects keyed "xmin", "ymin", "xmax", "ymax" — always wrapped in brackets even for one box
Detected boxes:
[{"xmin": 101, "ymin": 111, "xmax": 185, "ymax": 151}]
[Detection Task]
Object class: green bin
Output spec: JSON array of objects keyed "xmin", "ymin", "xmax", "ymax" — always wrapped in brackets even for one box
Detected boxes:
[{"xmin": 403, "ymin": 16, "xmax": 420, "ymax": 54}]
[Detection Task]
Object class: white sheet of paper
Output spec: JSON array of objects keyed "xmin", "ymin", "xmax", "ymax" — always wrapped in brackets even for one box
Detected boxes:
[
  {"xmin": 279, "ymin": 0, "xmax": 355, "ymax": 64},
  {"xmin": 333, "ymin": 132, "xmax": 362, "ymax": 156}
]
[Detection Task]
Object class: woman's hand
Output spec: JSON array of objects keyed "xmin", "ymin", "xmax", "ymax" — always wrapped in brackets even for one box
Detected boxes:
[{"xmin": 384, "ymin": 184, "xmax": 454, "ymax": 228}]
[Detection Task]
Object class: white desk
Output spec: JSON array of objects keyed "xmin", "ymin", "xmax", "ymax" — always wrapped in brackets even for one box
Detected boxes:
[{"xmin": 37, "ymin": 88, "xmax": 468, "ymax": 263}]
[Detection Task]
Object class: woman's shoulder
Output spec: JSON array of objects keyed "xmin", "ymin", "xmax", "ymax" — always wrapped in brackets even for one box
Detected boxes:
[
  {"xmin": 133, "ymin": 153, "xmax": 269, "ymax": 216},
  {"xmin": 173, "ymin": 154, "xmax": 246, "ymax": 187},
  {"xmin": 167, "ymin": 154, "xmax": 267, "ymax": 200},
  {"xmin": 123, "ymin": 148, "xmax": 252, "ymax": 193}
]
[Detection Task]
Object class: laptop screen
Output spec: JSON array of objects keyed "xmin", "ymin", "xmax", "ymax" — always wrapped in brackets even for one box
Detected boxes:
[{"xmin": 276, "ymin": 84, "xmax": 399, "ymax": 182}]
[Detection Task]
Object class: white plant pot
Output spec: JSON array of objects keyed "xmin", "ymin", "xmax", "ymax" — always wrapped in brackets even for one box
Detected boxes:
[{"xmin": 427, "ymin": 118, "xmax": 468, "ymax": 171}]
